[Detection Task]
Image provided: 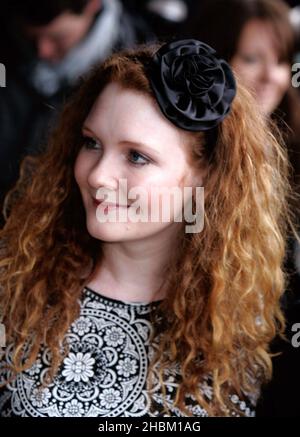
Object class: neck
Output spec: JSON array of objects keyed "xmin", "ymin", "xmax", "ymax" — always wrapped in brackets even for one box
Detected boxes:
[{"xmin": 87, "ymin": 228, "xmax": 180, "ymax": 303}]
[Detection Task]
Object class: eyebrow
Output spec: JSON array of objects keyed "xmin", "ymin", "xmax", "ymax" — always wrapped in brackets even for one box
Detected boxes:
[{"xmin": 82, "ymin": 125, "xmax": 161, "ymax": 158}]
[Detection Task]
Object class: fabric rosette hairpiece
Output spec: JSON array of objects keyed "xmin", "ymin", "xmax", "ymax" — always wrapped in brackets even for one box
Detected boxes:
[{"xmin": 148, "ymin": 39, "xmax": 236, "ymax": 132}]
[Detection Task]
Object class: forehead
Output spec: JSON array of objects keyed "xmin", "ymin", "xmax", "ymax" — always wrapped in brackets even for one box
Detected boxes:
[
  {"xmin": 84, "ymin": 82, "xmax": 191, "ymax": 147},
  {"xmin": 25, "ymin": 11, "xmax": 78, "ymax": 37},
  {"xmin": 239, "ymin": 19, "xmax": 281, "ymax": 53}
]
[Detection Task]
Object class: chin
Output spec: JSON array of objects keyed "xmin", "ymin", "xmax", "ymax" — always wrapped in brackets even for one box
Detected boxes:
[
  {"xmin": 86, "ymin": 218, "xmax": 128, "ymax": 242},
  {"xmin": 85, "ymin": 215, "xmax": 175, "ymax": 243},
  {"xmin": 257, "ymin": 96, "xmax": 278, "ymax": 115}
]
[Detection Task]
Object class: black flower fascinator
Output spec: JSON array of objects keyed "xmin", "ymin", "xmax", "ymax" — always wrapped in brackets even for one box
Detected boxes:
[{"xmin": 148, "ymin": 39, "xmax": 236, "ymax": 131}]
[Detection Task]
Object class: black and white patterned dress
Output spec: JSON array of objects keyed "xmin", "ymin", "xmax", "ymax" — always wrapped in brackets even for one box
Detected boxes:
[{"xmin": 0, "ymin": 287, "xmax": 255, "ymax": 417}]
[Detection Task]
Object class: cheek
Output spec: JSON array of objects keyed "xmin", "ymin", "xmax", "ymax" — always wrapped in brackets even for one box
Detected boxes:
[
  {"xmin": 143, "ymin": 169, "xmax": 199, "ymax": 211},
  {"xmin": 64, "ymin": 20, "xmax": 88, "ymax": 48},
  {"xmin": 136, "ymin": 171, "xmax": 186, "ymax": 193},
  {"xmin": 238, "ymin": 64, "xmax": 260, "ymax": 85},
  {"xmin": 277, "ymin": 68, "xmax": 291, "ymax": 93},
  {"xmin": 245, "ymin": 69, "xmax": 260, "ymax": 85},
  {"xmin": 74, "ymin": 153, "xmax": 88, "ymax": 189},
  {"xmin": 127, "ymin": 171, "xmax": 182, "ymax": 217},
  {"xmin": 234, "ymin": 63, "xmax": 258, "ymax": 88},
  {"xmin": 128, "ymin": 168, "xmax": 181, "ymax": 191},
  {"xmin": 231, "ymin": 56, "xmax": 260, "ymax": 84}
]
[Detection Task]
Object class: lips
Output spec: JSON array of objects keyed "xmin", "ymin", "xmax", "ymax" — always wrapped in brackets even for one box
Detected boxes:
[{"xmin": 92, "ymin": 198, "xmax": 130, "ymax": 208}]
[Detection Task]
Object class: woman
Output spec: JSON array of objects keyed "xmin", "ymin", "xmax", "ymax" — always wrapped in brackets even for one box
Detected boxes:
[
  {"xmin": 188, "ymin": 0, "xmax": 300, "ymax": 416},
  {"xmin": 0, "ymin": 39, "xmax": 294, "ymax": 417},
  {"xmin": 189, "ymin": 0, "xmax": 300, "ymax": 198}
]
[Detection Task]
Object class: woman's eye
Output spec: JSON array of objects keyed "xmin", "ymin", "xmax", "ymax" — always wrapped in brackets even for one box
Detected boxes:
[
  {"xmin": 128, "ymin": 150, "xmax": 150, "ymax": 166},
  {"xmin": 240, "ymin": 54, "xmax": 259, "ymax": 64},
  {"xmin": 82, "ymin": 136, "xmax": 101, "ymax": 150}
]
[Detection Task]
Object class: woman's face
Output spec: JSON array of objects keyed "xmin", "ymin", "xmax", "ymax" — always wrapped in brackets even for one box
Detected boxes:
[
  {"xmin": 74, "ymin": 82, "xmax": 204, "ymax": 243},
  {"xmin": 231, "ymin": 19, "xmax": 291, "ymax": 115}
]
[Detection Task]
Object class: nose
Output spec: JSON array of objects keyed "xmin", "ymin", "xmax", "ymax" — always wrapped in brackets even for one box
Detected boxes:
[
  {"xmin": 36, "ymin": 37, "xmax": 58, "ymax": 62},
  {"xmin": 87, "ymin": 152, "xmax": 120, "ymax": 192}
]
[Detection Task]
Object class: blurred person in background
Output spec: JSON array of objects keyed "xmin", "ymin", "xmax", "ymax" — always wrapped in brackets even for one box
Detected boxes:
[
  {"xmin": 188, "ymin": 0, "xmax": 300, "ymax": 197},
  {"xmin": 187, "ymin": 0, "xmax": 300, "ymax": 416},
  {"xmin": 0, "ymin": 0, "xmax": 151, "ymax": 218}
]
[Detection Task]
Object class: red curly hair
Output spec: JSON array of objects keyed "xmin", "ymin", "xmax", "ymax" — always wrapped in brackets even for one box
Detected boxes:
[{"xmin": 0, "ymin": 44, "xmax": 295, "ymax": 415}]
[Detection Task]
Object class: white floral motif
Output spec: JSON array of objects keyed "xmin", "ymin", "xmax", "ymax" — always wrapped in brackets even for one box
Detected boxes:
[
  {"xmin": 104, "ymin": 327, "xmax": 126, "ymax": 347},
  {"xmin": 62, "ymin": 399, "xmax": 85, "ymax": 417},
  {"xmin": 116, "ymin": 358, "xmax": 137, "ymax": 378},
  {"xmin": 28, "ymin": 359, "xmax": 43, "ymax": 376},
  {"xmin": 62, "ymin": 352, "xmax": 95, "ymax": 382},
  {"xmin": 73, "ymin": 317, "xmax": 92, "ymax": 336},
  {"xmin": 99, "ymin": 388, "xmax": 122, "ymax": 409},
  {"xmin": 30, "ymin": 387, "xmax": 51, "ymax": 407}
]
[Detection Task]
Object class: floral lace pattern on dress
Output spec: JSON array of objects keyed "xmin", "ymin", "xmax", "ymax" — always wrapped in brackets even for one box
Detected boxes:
[{"xmin": 0, "ymin": 288, "xmax": 255, "ymax": 417}]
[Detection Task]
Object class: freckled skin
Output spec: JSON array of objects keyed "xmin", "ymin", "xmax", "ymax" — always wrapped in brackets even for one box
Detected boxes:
[{"xmin": 74, "ymin": 82, "xmax": 203, "ymax": 244}]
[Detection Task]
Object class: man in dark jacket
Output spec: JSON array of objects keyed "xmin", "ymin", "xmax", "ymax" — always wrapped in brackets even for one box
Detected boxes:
[{"xmin": 0, "ymin": 0, "xmax": 151, "ymax": 213}]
